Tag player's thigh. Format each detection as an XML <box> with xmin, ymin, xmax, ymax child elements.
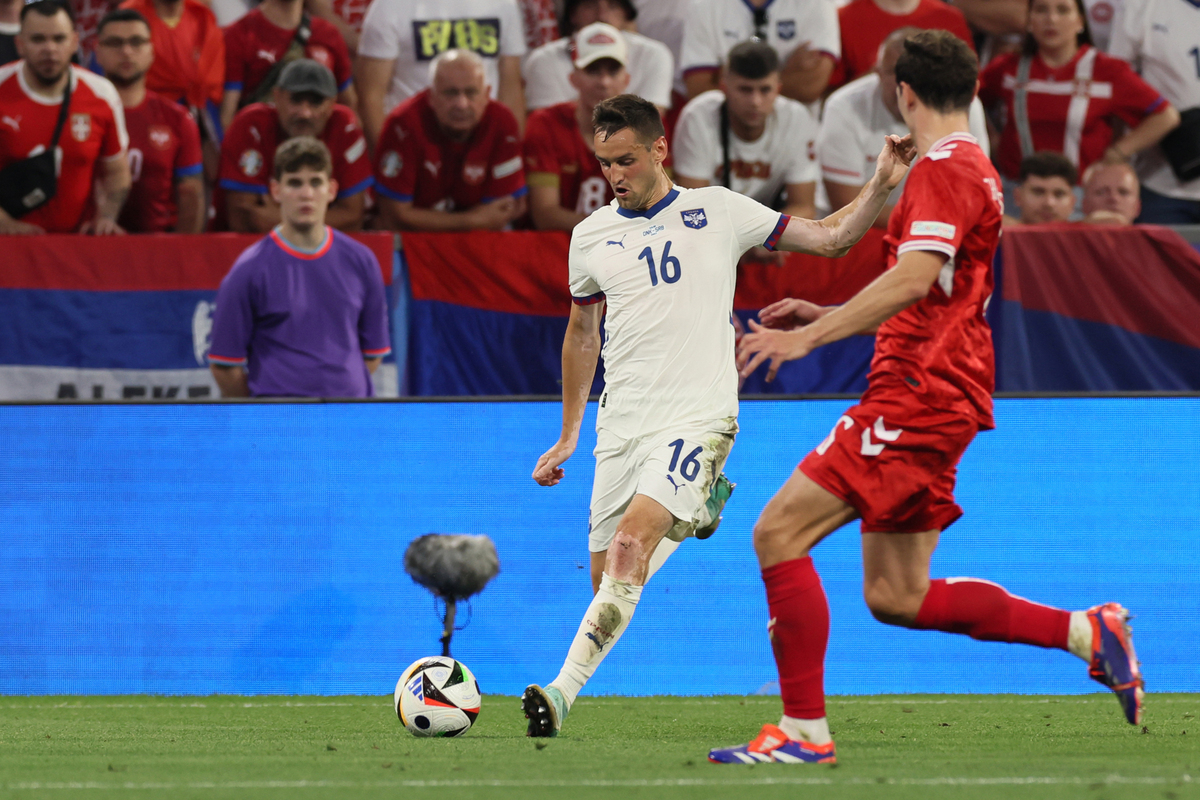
<box><xmin>754</xmin><ymin>467</ymin><xmax>859</xmax><ymax>569</ymax></box>
<box><xmin>633</xmin><ymin>420</ymin><xmax>737</xmax><ymax>531</ymax></box>
<box><xmin>587</xmin><ymin>429</ymin><xmax>639</xmax><ymax>553</ymax></box>
<box><xmin>861</xmin><ymin>528</ymin><xmax>940</xmax><ymax>623</ymax></box>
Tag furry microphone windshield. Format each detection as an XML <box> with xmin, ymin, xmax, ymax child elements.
<box><xmin>404</xmin><ymin>534</ymin><xmax>500</xmax><ymax>656</ymax></box>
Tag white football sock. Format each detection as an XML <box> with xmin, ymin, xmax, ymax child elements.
<box><xmin>1067</xmin><ymin>610</ymin><xmax>1092</xmax><ymax>661</ymax></box>
<box><xmin>779</xmin><ymin>714</ymin><xmax>832</xmax><ymax>745</ymax></box>
<box><xmin>548</xmin><ymin>572</ymin><xmax>642</xmax><ymax>706</ymax></box>
<box><xmin>645</xmin><ymin>536</ymin><xmax>680</xmax><ymax>582</ymax></box>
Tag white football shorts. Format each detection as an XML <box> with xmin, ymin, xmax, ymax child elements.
<box><xmin>587</xmin><ymin>417</ymin><xmax>738</xmax><ymax>552</ymax></box>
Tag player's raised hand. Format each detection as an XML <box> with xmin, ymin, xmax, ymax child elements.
<box><xmin>874</xmin><ymin>134</ymin><xmax>916</xmax><ymax>190</ymax></box>
<box><xmin>533</xmin><ymin>439</ymin><xmax>577</xmax><ymax>487</ymax></box>
<box><xmin>759</xmin><ymin>297</ymin><xmax>830</xmax><ymax>330</ymax></box>
<box><xmin>736</xmin><ymin>319</ymin><xmax>815</xmax><ymax>382</ymax></box>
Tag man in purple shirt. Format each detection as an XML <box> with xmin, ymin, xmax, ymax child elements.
<box><xmin>208</xmin><ymin>136</ymin><xmax>391</xmax><ymax>398</ymax></box>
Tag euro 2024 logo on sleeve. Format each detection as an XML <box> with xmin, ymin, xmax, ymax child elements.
<box><xmin>681</xmin><ymin>208</ymin><xmax>707</xmax><ymax>229</ymax></box>
<box><xmin>193</xmin><ymin>300</ymin><xmax>215</xmax><ymax>366</ymax></box>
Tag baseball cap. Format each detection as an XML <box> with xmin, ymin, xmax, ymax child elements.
<box><xmin>573</xmin><ymin>22</ymin><xmax>627</xmax><ymax>69</ymax></box>
<box><xmin>277</xmin><ymin>59</ymin><xmax>338</xmax><ymax>98</ymax></box>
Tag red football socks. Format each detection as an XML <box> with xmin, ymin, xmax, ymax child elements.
<box><xmin>763</xmin><ymin>556</ymin><xmax>829</xmax><ymax>720</ymax></box>
<box><xmin>914</xmin><ymin>577</ymin><xmax>1070</xmax><ymax>649</ymax></box>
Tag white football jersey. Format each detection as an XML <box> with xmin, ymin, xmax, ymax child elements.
<box><xmin>679</xmin><ymin>0</ymin><xmax>840</xmax><ymax>78</ymax></box>
<box><xmin>1083</xmin><ymin>0</ymin><xmax>1123</xmax><ymax>51</ymax></box>
<box><xmin>818</xmin><ymin>72</ymin><xmax>990</xmax><ymax>203</ymax></box>
<box><xmin>1110</xmin><ymin>0</ymin><xmax>1200</xmax><ymax>200</ymax></box>
<box><xmin>673</xmin><ymin>89</ymin><xmax>820</xmax><ymax>206</ymax></box>
<box><xmin>569</xmin><ymin>185</ymin><xmax>784</xmax><ymax>438</ymax></box>
<box><xmin>358</xmin><ymin>0</ymin><xmax>526</xmax><ymax>114</ymax></box>
<box><xmin>522</xmin><ymin>32</ymin><xmax>675</xmax><ymax>110</ymax></box>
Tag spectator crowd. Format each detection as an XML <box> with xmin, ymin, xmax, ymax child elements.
<box><xmin>0</xmin><ymin>0</ymin><xmax>1196</xmax><ymax>238</ymax></box>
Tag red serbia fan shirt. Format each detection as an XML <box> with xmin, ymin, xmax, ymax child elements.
<box><xmin>524</xmin><ymin>102</ymin><xmax>612</xmax><ymax>216</ymax></box>
<box><xmin>373</xmin><ymin>89</ymin><xmax>526</xmax><ymax>210</ymax></box>
<box><xmin>0</xmin><ymin>63</ymin><xmax>128</xmax><ymax>232</ymax></box>
<box><xmin>832</xmin><ymin>0</ymin><xmax>975</xmax><ymax>88</ymax></box>
<box><xmin>120</xmin><ymin>90</ymin><xmax>203</xmax><ymax>232</ymax></box>
<box><xmin>223</xmin><ymin>9</ymin><xmax>353</xmax><ymax>98</ymax></box>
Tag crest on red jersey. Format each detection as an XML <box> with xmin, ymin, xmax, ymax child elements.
<box><xmin>148</xmin><ymin>125</ymin><xmax>173</xmax><ymax>150</ymax></box>
<box><xmin>381</xmin><ymin>151</ymin><xmax>402</xmax><ymax>178</ymax></box>
<box><xmin>70</xmin><ymin>114</ymin><xmax>91</xmax><ymax>142</ymax></box>
<box><xmin>308</xmin><ymin>45</ymin><xmax>333</xmax><ymax>69</ymax></box>
<box><xmin>239</xmin><ymin>149</ymin><xmax>263</xmax><ymax>177</ymax></box>
<box><xmin>463</xmin><ymin>162</ymin><xmax>486</xmax><ymax>185</ymax></box>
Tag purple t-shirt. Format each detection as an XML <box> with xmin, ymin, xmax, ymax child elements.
<box><xmin>209</xmin><ymin>227</ymin><xmax>391</xmax><ymax>397</ymax></box>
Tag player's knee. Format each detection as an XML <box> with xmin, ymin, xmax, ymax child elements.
<box><xmin>863</xmin><ymin>583</ymin><xmax>921</xmax><ymax>627</ymax></box>
<box><xmin>751</xmin><ymin>518</ymin><xmax>782</xmax><ymax>560</ymax></box>
<box><xmin>606</xmin><ymin>530</ymin><xmax>646</xmax><ymax>579</ymax></box>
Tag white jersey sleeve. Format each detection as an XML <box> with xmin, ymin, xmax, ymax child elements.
<box><xmin>522</xmin><ymin>41</ymin><xmax>572</xmax><ymax>110</ymax></box>
<box><xmin>679</xmin><ymin>0</ymin><xmax>722</xmax><ymax>74</ymax></box>
<box><xmin>817</xmin><ymin>89</ymin><xmax>871</xmax><ymax>187</ymax></box>
<box><xmin>1107</xmin><ymin>0</ymin><xmax>1145</xmax><ymax>63</ymax></box>
<box><xmin>357</xmin><ymin>0</ymin><xmax>404</xmax><ymax>59</ymax></box>
<box><xmin>779</xmin><ymin>100</ymin><xmax>819</xmax><ymax>186</ymax></box>
<box><xmin>632</xmin><ymin>33</ymin><xmax>675</xmax><ymax>108</ymax></box>
<box><xmin>671</xmin><ymin>93</ymin><xmax>719</xmax><ymax>182</ymax></box>
<box><xmin>568</xmin><ymin>232</ymin><xmax>603</xmax><ymax>303</ymax></box>
<box><xmin>497</xmin><ymin>0</ymin><xmax>527</xmax><ymax>56</ymax></box>
<box><xmin>723</xmin><ymin>190</ymin><xmax>787</xmax><ymax>252</ymax></box>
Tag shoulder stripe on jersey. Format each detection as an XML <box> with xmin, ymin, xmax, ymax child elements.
<box><xmin>483</xmin><ymin>185</ymin><xmax>529</xmax><ymax>203</ymax></box>
<box><xmin>374</xmin><ymin>184</ymin><xmax>412</xmax><ymax>202</ymax></box>
<box><xmin>220</xmin><ymin>178</ymin><xmax>268</xmax><ymax>194</ymax></box>
<box><xmin>763</xmin><ymin>214</ymin><xmax>790</xmax><ymax>252</ymax></box>
<box><xmin>572</xmin><ymin>291</ymin><xmax>605</xmax><ymax>306</ymax></box>
<box><xmin>175</xmin><ymin>163</ymin><xmax>203</xmax><ymax>178</ymax></box>
<box><xmin>897</xmin><ymin>239</ymin><xmax>957</xmax><ymax>259</ymax></box>
<box><xmin>225</xmin><ymin>81</ymin><xmax>244</xmax><ymax>91</ymax></box>
<box><xmin>338</xmin><ymin>77</ymin><xmax>352</xmax><ymax>92</ymax></box>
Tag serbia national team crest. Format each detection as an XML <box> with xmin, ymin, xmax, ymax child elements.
<box><xmin>681</xmin><ymin>208</ymin><xmax>707</xmax><ymax>229</ymax></box>
<box><xmin>777</xmin><ymin>19</ymin><xmax>796</xmax><ymax>40</ymax></box>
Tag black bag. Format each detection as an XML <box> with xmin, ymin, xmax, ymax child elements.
<box><xmin>0</xmin><ymin>76</ymin><xmax>71</xmax><ymax>218</ymax></box>
<box><xmin>1160</xmin><ymin>106</ymin><xmax>1200</xmax><ymax>183</ymax></box>
<box><xmin>238</xmin><ymin>13</ymin><xmax>312</xmax><ymax>108</ymax></box>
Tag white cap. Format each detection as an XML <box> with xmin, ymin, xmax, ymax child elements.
<box><xmin>573</xmin><ymin>22</ymin><xmax>627</xmax><ymax>69</ymax></box>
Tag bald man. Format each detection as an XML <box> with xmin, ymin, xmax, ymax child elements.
<box><xmin>1082</xmin><ymin>161</ymin><xmax>1142</xmax><ymax>226</ymax></box>
<box><xmin>373</xmin><ymin>49</ymin><xmax>528</xmax><ymax>232</ymax></box>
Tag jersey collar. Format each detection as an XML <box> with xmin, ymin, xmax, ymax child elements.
<box><xmin>271</xmin><ymin>226</ymin><xmax>333</xmax><ymax>259</ymax></box>
<box><xmin>615</xmin><ymin>187</ymin><xmax>679</xmax><ymax>219</ymax></box>
<box><xmin>927</xmin><ymin>131</ymin><xmax>978</xmax><ymax>155</ymax></box>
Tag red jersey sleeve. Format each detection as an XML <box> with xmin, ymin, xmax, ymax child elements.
<box><xmin>319</xmin><ymin>19</ymin><xmax>353</xmax><ymax>91</ymax></box>
<box><xmin>218</xmin><ymin>112</ymin><xmax>268</xmax><ymax>193</ymax></box>
<box><xmin>522</xmin><ymin>108</ymin><xmax>562</xmax><ymax>177</ymax></box>
<box><xmin>893</xmin><ymin>161</ymin><xmax>982</xmax><ymax>262</ymax></box>
<box><xmin>373</xmin><ymin>112</ymin><xmax>419</xmax><ymax>202</ymax></box>
<box><xmin>481</xmin><ymin>104</ymin><xmax>525</xmax><ymax>201</ymax></box>
<box><xmin>329</xmin><ymin>107</ymin><xmax>373</xmax><ymax>197</ymax></box>
<box><xmin>223</xmin><ymin>23</ymin><xmax>246</xmax><ymax>91</ymax></box>
<box><xmin>173</xmin><ymin>106</ymin><xmax>203</xmax><ymax>178</ymax></box>
<box><xmin>1107</xmin><ymin>56</ymin><xmax>1168</xmax><ymax>126</ymax></box>
<box><xmin>197</xmin><ymin>8</ymin><xmax>225</xmax><ymax>106</ymax></box>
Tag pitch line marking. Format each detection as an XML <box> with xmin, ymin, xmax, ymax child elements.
<box><xmin>5</xmin><ymin>776</ymin><xmax>1194</xmax><ymax>790</ymax></box>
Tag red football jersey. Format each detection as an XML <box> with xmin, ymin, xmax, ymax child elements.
<box><xmin>832</xmin><ymin>0</ymin><xmax>975</xmax><ymax>88</ymax></box>
<box><xmin>0</xmin><ymin>63</ymin><xmax>127</xmax><ymax>232</ymax></box>
<box><xmin>374</xmin><ymin>89</ymin><xmax>526</xmax><ymax>210</ymax></box>
<box><xmin>223</xmin><ymin>9</ymin><xmax>353</xmax><ymax>99</ymax></box>
<box><xmin>214</xmin><ymin>102</ymin><xmax>372</xmax><ymax>227</ymax></box>
<box><xmin>331</xmin><ymin>0</ymin><xmax>372</xmax><ymax>34</ymax></box>
<box><xmin>979</xmin><ymin>46</ymin><xmax>1166</xmax><ymax>181</ymax></box>
<box><xmin>877</xmin><ymin>133</ymin><xmax>1003</xmax><ymax>429</ymax></box>
<box><xmin>120</xmin><ymin>0</ymin><xmax>224</xmax><ymax>108</ymax></box>
<box><xmin>524</xmin><ymin>102</ymin><xmax>611</xmax><ymax>216</ymax></box>
<box><xmin>119</xmin><ymin>90</ymin><xmax>203</xmax><ymax>232</ymax></box>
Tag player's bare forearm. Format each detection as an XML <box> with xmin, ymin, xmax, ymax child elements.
<box><xmin>220</xmin><ymin>90</ymin><xmax>240</xmax><ymax>133</ymax></box>
<box><xmin>529</xmin><ymin>183</ymin><xmax>586</xmax><ymax>230</ymax></box>
<box><xmin>950</xmin><ymin>0</ymin><xmax>1026</xmax><ymax>35</ymax></box>
<box><xmin>497</xmin><ymin>56</ymin><xmax>525</xmax><ymax>134</ymax></box>
<box><xmin>779</xmin><ymin>52</ymin><xmax>833</xmax><ymax>105</ymax></box>
<box><xmin>90</xmin><ymin>157</ymin><xmax>132</xmax><ymax>232</ymax></box>
<box><xmin>325</xmin><ymin>194</ymin><xmax>366</xmax><ymax>232</ymax></box>
<box><xmin>355</xmin><ymin>56</ymin><xmax>393</xmax><ymax>150</ymax></box>
<box><xmin>365</xmin><ymin>356</ymin><xmax>381</xmax><ymax>374</ymax></box>
<box><xmin>174</xmin><ymin>176</ymin><xmax>205</xmax><ymax>233</ymax></box>
<box><xmin>1110</xmin><ymin>105</ymin><xmax>1180</xmax><ymax>160</ymax></box>
<box><xmin>227</xmin><ymin>192</ymin><xmax>281</xmax><ymax>233</ymax></box>
<box><xmin>210</xmin><ymin>364</ymin><xmax>250</xmax><ymax>397</ymax></box>
<box><xmin>559</xmin><ymin>302</ymin><xmax>603</xmax><ymax>444</ymax></box>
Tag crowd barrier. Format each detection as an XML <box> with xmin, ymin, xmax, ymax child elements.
<box><xmin>1</xmin><ymin>227</ymin><xmax>1198</xmax><ymax>400</ymax></box>
<box><xmin>2</xmin><ymin>398</ymin><xmax>1196</xmax><ymax>696</ymax></box>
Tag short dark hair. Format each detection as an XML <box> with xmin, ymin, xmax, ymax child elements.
<box><xmin>273</xmin><ymin>136</ymin><xmax>332</xmax><ymax>180</ymax></box>
<box><xmin>726</xmin><ymin>40</ymin><xmax>779</xmax><ymax>80</ymax></box>
<box><xmin>1022</xmin><ymin>0</ymin><xmax>1092</xmax><ymax>55</ymax></box>
<box><xmin>592</xmin><ymin>93</ymin><xmax>665</xmax><ymax>146</ymax></box>
<box><xmin>97</xmin><ymin>8</ymin><xmax>151</xmax><ymax>36</ymax></box>
<box><xmin>1019</xmin><ymin>151</ymin><xmax>1078</xmax><ymax>185</ymax></box>
<box><xmin>893</xmin><ymin>29</ymin><xmax>978</xmax><ymax>113</ymax></box>
<box><xmin>20</xmin><ymin>0</ymin><xmax>75</xmax><ymax>25</ymax></box>
<box><xmin>562</xmin><ymin>0</ymin><xmax>636</xmax><ymax>35</ymax></box>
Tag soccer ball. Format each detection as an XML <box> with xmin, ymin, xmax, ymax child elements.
<box><xmin>394</xmin><ymin>656</ymin><xmax>482</xmax><ymax>737</ymax></box>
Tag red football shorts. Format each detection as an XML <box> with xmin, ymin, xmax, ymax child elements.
<box><xmin>799</xmin><ymin>390</ymin><xmax>979</xmax><ymax>534</ymax></box>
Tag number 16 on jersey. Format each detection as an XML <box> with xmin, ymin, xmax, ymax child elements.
<box><xmin>640</xmin><ymin>240</ymin><xmax>681</xmax><ymax>287</ymax></box>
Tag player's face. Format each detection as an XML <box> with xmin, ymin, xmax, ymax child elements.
<box><xmin>1082</xmin><ymin>165</ymin><xmax>1140</xmax><ymax>220</ymax></box>
<box><xmin>276</xmin><ymin>90</ymin><xmax>336</xmax><ymax>139</ymax></box>
<box><xmin>570</xmin><ymin>59</ymin><xmax>629</xmax><ymax>109</ymax></box>
<box><xmin>570</xmin><ymin>0</ymin><xmax>629</xmax><ymax>30</ymax></box>
<box><xmin>429</xmin><ymin>60</ymin><xmax>489</xmax><ymax>139</ymax></box>
<box><xmin>17</xmin><ymin>10</ymin><xmax>78</xmax><ymax>87</ymax></box>
<box><xmin>1016</xmin><ymin>175</ymin><xmax>1076</xmax><ymax>223</ymax></box>
<box><xmin>1028</xmin><ymin>0</ymin><xmax>1085</xmax><ymax>51</ymax></box>
<box><xmin>270</xmin><ymin>167</ymin><xmax>337</xmax><ymax>232</ymax></box>
<box><xmin>722</xmin><ymin>73</ymin><xmax>781</xmax><ymax>130</ymax></box>
<box><xmin>594</xmin><ymin>127</ymin><xmax>666</xmax><ymax>210</ymax></box>
<box><xmin>95</xmin><ymin>21</ymin><xmax>154</xmax><ymax>88</ymax></box>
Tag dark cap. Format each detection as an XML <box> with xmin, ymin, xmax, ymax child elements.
<box><xmin>277</xmin><ymin>59</ymin><xmax>338</xmax><ymax>98</ymax></box>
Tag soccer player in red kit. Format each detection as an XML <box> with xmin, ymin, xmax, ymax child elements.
<box><xmin>94</xmin><ymin>9</ymin><xmax>204</xmax><ymax>233</ymax></box>
<box><xmin>711</xmin><ymin>30</ymin><xmax>1143</xmax><ymax>766</ymax></box>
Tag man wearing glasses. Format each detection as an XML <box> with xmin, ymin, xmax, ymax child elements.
<box><xmin>94</xmin><ymin>8</ymin><xmax>205</xmax><ymax>233</ymax></box>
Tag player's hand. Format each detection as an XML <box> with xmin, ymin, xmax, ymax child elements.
<box><xmin>533</xmin><ymin>438</ymin><xmax>577</xmax><ymax>487</ymax></box>
<box><xmin>784</xmin><ymin>40</ymin><xmax>824</xmax><ymax>72</ymax></box>
<box><xmin>874</xmin><ymin>134</ymin><xmax>916</xmax><ymax>191</ymax></box>
<box><xmin>471</xmin><ymin>197</ymin><xmax>519</xmax><ymax>231</ymax></box>
<box><xmin>736</xmin><ymin>319</ymin><xmax>815</xmax><ymax>382</ymax></box>
<box><xmin>80</xmin><ymin>217</ymin><xmax>126</xmax><ymax>236</ymax></box>
<box><xmin>758</xmin><ymin>297</ymin><xmax>830</xmax><ymax>330</ymax></box>
<box><xmin>0</xmin><ymin>217</ymin><xmax>45</xmax><ymax>235</ymax></box>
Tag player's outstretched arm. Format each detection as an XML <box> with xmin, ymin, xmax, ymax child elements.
<box><xmin>773</xmin><ymin>135</ymin><xmax>915</xmax><ymax>258</ymax></box>
<box><xmin>737</xmin><ymin>250</ymin><xmax>945</xmax><ymax>381</ymax></box>
<box><xmin>533</xmin><ymin>300</ymin><xmax>604</xmax><ymax>487</ymax></box>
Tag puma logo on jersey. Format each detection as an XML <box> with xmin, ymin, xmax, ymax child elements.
<box><xmin>666</xmin><ymin>474</ymin><xmax>683</xmax><ymax>494</ymax></box>
<box><xmin>1</xmin><ymin>115</ymin><xmax>19</xmax><ymax>132</ymax></box>
<box><xmin>424</xmin><ymin>160</ymin><xmax>440</xmax><ymax>177</ymax></box>
<box><xmin>606</xmin><ymin>234</ymin><xmax>626</xmax><ymax>249</ymax></box>
<box><xmin>256</xmin><ymin>49</ymin><xmax>277</xmax><ymax>63</ymax></box>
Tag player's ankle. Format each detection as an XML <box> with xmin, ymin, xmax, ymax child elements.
<box><xmin>1066</xmin><ymin>610</ymin><xmax>1092</xmax><ymax>661</ymax></box>
<box><xmin>779</xmin><ymin>715</ymin><xmax>832</xmax><ymax>745</ymax></box>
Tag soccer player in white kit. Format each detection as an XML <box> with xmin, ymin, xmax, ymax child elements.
<box><xmin>522</xmin><ymin>93</ymin><xmax>915</xmax><ymax>737</ymax></box>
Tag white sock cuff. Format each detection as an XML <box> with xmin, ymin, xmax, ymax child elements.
<box><xmin>599</xmin><ymin>572</ymin><xmax>643</xmax><ymax>603</ymax></box>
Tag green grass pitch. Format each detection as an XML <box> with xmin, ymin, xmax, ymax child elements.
<box><xmin>2</xmin><ymin>694</ymin><xmax>1197</xmax><ymax>800</ymax></box>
